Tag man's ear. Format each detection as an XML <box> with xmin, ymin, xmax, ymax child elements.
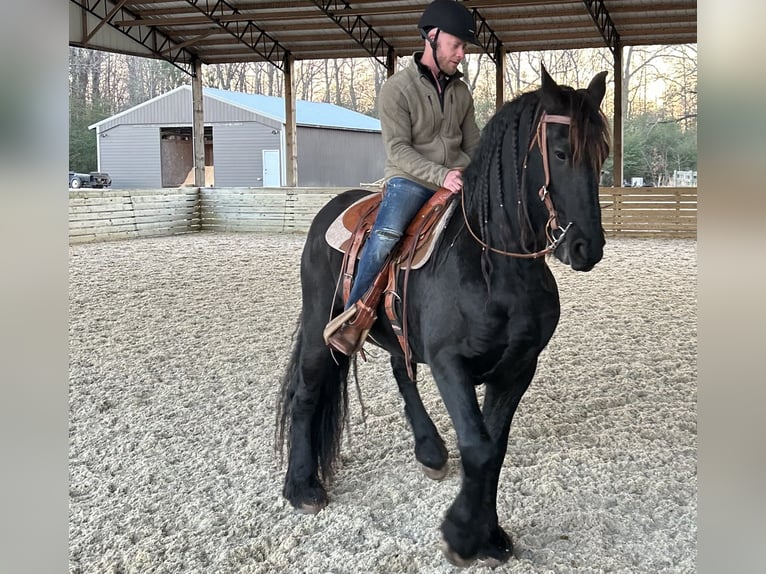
<box><xmin>427</xmin><ymin>28</ymin><xmax>439</xmax><ymax>47</ymax></box>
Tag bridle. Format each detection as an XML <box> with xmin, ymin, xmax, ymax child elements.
<box><xmin>462</xmin><ymin>111</ymin><xmax>573</xmax><ymax>259</ymax></box>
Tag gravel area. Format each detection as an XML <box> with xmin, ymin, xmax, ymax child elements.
<box><xmin>69</xmin><ymin>232</ymin><xmax>696</xmax><ymax>573</ymax></box>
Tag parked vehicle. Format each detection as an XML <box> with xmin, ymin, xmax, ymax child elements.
<box><xmin>69</xmin><ymin>171</ymin><xmax>111</xmax><ymax>189</ymax></box>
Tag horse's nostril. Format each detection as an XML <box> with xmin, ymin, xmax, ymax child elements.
<box><xmin>572</xmin><ymin>239</ymin><xmax>588</xmax><ymax>261</ymax></box>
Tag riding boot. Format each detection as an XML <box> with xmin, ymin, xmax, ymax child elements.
<box><xmin>324</xmin><ymin>301</ymin><xmax>374</xmax><ymax>356</ymax></box>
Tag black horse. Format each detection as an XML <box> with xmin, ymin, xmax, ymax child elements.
<box><xmin>276</xmin><ymin>67</ymin><xmax>610</xmax><ymax>566</ymax></box>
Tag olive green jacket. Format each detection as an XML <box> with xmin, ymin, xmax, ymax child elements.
<box><xmin>378</xmin><ymin>53</ymin><xmax>481</xmax><ymax>191</ymax></box>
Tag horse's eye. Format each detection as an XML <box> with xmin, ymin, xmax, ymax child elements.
<box><xmin>554</xmin><ymin>150</ymin><xmax>567</xmax><ymax>161</ymax></box>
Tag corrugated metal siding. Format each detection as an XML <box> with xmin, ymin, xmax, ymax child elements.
<box><xmin>95</xmin><ymin>89</ymin><xmax>190</xmax><ymax>131</ymax></box>
<box><xmin>94</xmin><ymin>87</ymin><xmax>281</xmax><ymax>132</ymax></box>
<box><xmin>204</xmin><ymin>94</ymin><xmax>282</xmax><ymax>129</ymax></box>
<box><xmin>213</xmin><ymin>122</ymin><xmax>281</xmax><ymax>187</ymax></box>
<box><xmin>99</xmin><ymin>125</ymin><xmax>162</xmax><ymax>188</ymax></box>
<box><xmin>297</xmin><ymin>127</ymin><xmax>385</xmax><ymax>187</ymax></box>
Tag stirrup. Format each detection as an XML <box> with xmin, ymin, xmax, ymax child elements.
<box><xmin>326</xmin><ymin>323</ymin><xmax>371</xmax><ymax>356</ymax></box>
<box><xmin>324</xmin><ymin>305</ymin><xmax>373</xmax><ymax>356</ymax></box>
<box><xmin>323</xmin><ymin>306</ymin><xmax>358</xmax><ymax>344</ymax></box>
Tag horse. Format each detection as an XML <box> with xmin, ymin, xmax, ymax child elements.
<box><xmin>276</xmin><ymin>66</ymin><xmax>611</xmax><ymax>567</ymax></box>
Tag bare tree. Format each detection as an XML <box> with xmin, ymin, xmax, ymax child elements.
<box><xmin>296</xmin><ymin>60</ymin><xmax>323</xmax><ymax>101</ymax></box>
<box><xmin>622</xmin><ymin>45</ymin><xmax>678</xmax><ymax>119</ymax></box>
<box><xmin>347</xmin><ymin>59</ymin><xmax>358</xmax><ymax>110</ymax></box>
<box><xmin>658</xmin><ymin>44</ymin><xmax>698</xmax><ymax>128</ymax></box>
<box><xmin>460</xmin><ymin>53</ymin><xmax>484</xmax><ymax>91</ymax></box>
<box><xmin>333</xmin><ymin>59</ymin><xmax>345</xmax><ymax>106</ymax></box>
<box><xmin>504</xmin><ymin>51</ymin><xmax>525</xmax><ymax>100</ymax></box>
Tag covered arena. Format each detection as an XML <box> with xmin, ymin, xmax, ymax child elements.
<box><xmin>69</xmin><ymin>232</ymin><xmax>696</xmax><ymax>573</ymax></box>
<box><xmin>68</xmin><ymin>2</ymin><xmax>697</xmax><ymax>572</ymax></box>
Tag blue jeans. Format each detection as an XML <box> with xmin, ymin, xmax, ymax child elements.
<box><xmin>346</xmin><ymin>177</ymin><xmax>435</xmax><ymax>308</ymax></box>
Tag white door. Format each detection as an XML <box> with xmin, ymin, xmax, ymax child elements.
<box><xmin>262</xmin><ymin>150</ymin><xmax>281</xmax><ymax>187</ymax></box>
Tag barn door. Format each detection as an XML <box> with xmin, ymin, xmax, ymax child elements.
<box><xmin>262</xmin><ymin>150</ymin><xmax>281</xmax><ymax>187</ymax></box>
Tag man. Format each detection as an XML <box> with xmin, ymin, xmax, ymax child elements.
<box><xmin>325</xmin><ymin>0</ymin><xmax>482</xmax><ymax>355</ymax></box>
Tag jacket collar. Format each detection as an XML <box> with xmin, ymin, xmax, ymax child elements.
<box><xmin>412</xmin><ymin>51</ymin><xmax>463</xmax><ymax>87</ymax></box>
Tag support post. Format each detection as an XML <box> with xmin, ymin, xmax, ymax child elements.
<box><xmin>191</xmin><ymin>58</ymin><xmax>205</xmax><ymax>188</ymax></box>
<box><xmin>284</xmin><ymin>53</ymin><xmax>298</xmax><ymax>187</ymax></box>
<box><xmin>386</xmin><ymin>47</ymin><xmax>397</xmax><ymax>78</ymax></box>
<box><xmin>495</xmin><ymin>43</ymin><xmax>504</xmax><ymax>111</ymax></box>
<box><xmin>612</xmin><ymin>42</ymin><xmax>624</xmax><ymax>187</ymax></box>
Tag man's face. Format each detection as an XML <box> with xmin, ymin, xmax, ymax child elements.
<box><xmin>432</xmin><ymin>30</ymin><xmax>467</xmax><ymax>75</ymax></box>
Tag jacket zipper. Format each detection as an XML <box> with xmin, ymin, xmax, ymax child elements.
<box><xmin>422</xmin><ymin>75</ymin><xmax>447</xmax><ymax>164</ymax></box>
<box><xmin>427</xmin><ymin>93</ymin><xmax>448</xmax><ymax>164</ymax></box>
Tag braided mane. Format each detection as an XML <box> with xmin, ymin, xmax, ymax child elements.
<box><xmin>461</xmin><ymin>93</ymin><xmax>536</xmax><ymax>285</ymax></box>
<box><xmin>461</xmin><ymin>79</ymin><xmax>610</xmax><ymax>289</ymax></box>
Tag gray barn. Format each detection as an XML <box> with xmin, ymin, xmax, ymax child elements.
<box><xmin>89</xmin><ymin>86</ymin><xmax>385</xmax><ymax>189</ymax></box>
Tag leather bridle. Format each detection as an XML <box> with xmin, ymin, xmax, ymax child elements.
<box><xmin>462</xmin><ymin>111</ymin><xmax>573</xmax><ymax>259</ymax></box>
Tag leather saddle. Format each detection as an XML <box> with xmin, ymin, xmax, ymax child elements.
<box><xmin>325</xmin><ymin>187</ymin><xmax>458</xmax><ymax>270</ymax></box>
<box><xmin>323</xmin><ymin>187</ymin><xmax>459</xmax><ymax>371</ymax></box>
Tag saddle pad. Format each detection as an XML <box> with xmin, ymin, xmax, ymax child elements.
<box><xmin>325</xmin><ymin>193</ymin><xmax>458</xmax><ymax>270</ymax></box>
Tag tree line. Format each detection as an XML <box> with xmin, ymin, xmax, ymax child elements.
<box><xmin>69</xmin><ymin>44</ymin><xmax>696</xmax><ymax>187</ymax></box>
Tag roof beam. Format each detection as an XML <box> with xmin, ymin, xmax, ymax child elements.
<box><xmin>160</xmin><ymin>30</ymin><xmax>217</xmax><ymax>54</ymax></box>
<box><xmin>310</xmin><ymin>0</ymin><xmax>503</xmax><ymax>65</ymax></box>
<box><xmin>82</xmin><ymin>0</ymin><xmax>127</xmax><ymax>44</ymax></box>
<box><xmin>581</xmin><ymin>0</ymin><xmax>620</xmax><ymax>53</ymax></box>
<box><xmin>70</xmin><ymin>0</ymin><xmax>196</xmax><ymax>75</ymax></box>
<box><xmin>309</xmin><ymin>0</ymin><xmax>396</xmax><ymax>68</ymax></box>
<box><xmin>469</xmin><ymin>6</ymin><xmax>503</xmax><ymax>63</ymax></box>
<box><xmin>180</xmin><ymin>0</ymin><xmax>291</xmax><ymax>70</ymax></box>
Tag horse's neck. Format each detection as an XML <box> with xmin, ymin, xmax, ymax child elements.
<box><xmin>460</xmin><ymin>183</ymin><xmax>545</xmax><ymax>257</ymax></box>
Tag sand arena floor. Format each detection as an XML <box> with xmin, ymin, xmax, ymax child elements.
<box><xmin>69</xmin><ymin>233</ymin><xmax>696</xmax><ymax>573</ymax></box>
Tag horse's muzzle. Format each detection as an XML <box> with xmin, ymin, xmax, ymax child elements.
<box><xmin>556</xmin><ymin>230</ymin><xmax>604</xmax><ymax>271</ymax></box>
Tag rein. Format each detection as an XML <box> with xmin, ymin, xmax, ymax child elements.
<box><xmin>461</xmin><ymin>111</ymin><xmax>572</xmax><ymax>259</ymax></box>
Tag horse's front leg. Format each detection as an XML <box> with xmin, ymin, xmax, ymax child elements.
<box><xmin>429</xmin><ymin>358</ymin><xmax>509</xmax><ymax>565</ymax></box>
<box><xmin>430</xmin><ymin>357</ymin><xmax>536</xmax><ymax>567</ymax></box>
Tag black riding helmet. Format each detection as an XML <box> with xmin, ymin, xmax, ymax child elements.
<box><xmin>418</xmin><ymin>0</ymin><xmax>480</xmax><ymax>47</ymax></box>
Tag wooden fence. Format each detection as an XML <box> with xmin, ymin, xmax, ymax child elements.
<box><xmin>599</xmin><ymin>187</ymin><xmax>697</xmax><ymax>238</ymax></box>
<box><xmin>69</xmin><ymin>189</ymin><xmax>200</xmax><ymax>244</ymax></box>
<box><xmin>199</xmin><ymin>187</ymin><xmax>366</xmax><ymax>233</ymax></box>
<box><xmin>70</xmin><ymin>186</ymin><xmax>696</xmax><ymax>243</ymax></box>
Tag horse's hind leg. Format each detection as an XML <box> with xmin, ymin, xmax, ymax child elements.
<box><xmin>280</xmin><ymin>331</ymin><xmax>350</xmax><ymax>514</ymax></box>
<box><xmin>391</xmin><ymin>356</ymin><xmax>449</xmax><ymax>480</ymax></box>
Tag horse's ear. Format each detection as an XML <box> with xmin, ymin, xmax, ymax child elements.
<box><xmin>587</xmin><ymin>71</ymin><xmax>608</xmax><ymax>106</ymax></box>
<box><xmin>540</xmin><ymin>64</ymin><xmax>557</xmax><ymax>92</ymax></box>
<box><xmin>540</xmin><ymin>64</ymin><xmax>562</xmax><ymax>109</ymax></box>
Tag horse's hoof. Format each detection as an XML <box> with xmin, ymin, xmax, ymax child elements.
<box><xmin>441</xmin><ymin>538</ymin><xmax>476</xmax><ymax>568</ymax></box>
<box><xmin>421</xmin><ymin>462</ymin><xmax>449</xmax><ymax>481</ymax></box>
<box><xmin>294</xmin><ymin>501</ymin><xmax>325</xmax><ymax>515</ymax></box>
<box><xmin>478</xmin><ymin>526</ymin><xmax>514</xmax><ymax>565</ymax></box>
<box><xmin>479</xmin><ymin>556</ymin><xmax>506</xmax><ymax>568</ymax></box>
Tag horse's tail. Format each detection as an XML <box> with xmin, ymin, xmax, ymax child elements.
<box><xmin>275</xmin><ymin>311</ymin><xmax>350</xmax><ymax>482</ymax></box>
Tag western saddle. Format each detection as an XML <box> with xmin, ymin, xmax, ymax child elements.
<box><xmin>323</xmin><ymin>186</ymin><xmax>459</xmax><ymax>375</ymax></box>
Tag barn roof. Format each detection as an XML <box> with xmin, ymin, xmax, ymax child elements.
<box><xmin>205</xmin><ymin>87</ymin><xmax>382</xmax><ymax>131</ymax></box>
<box><xmin>89</xmin><ymin>86</ymin><xmax>381</xmax><ymax>132</ymax></box>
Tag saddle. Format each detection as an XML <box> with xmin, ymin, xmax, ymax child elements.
<box><xmin>323</xmin><ymin>187</ymin><xmax>459</xmax><ymax>373</ymax></box>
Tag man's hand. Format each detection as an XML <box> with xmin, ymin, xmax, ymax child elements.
<box><xmin>442</xmin><ymin>169</ymin><xmax>464</xmax><ymax>192</ymax></box>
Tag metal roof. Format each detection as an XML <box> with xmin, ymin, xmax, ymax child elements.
<box><xmin>88</xmin><ymin>85</ymin><xmax>382</xmax><ymax>132</ymax></box>
<box><xmin>206</xmin><ymin>88</ymin><xmax>382</xmax><ymax>131</ymax></box>
<box><xmin>69</xmin><ymin>1</ymin><xmax>697</xmax><ymax>74</ymax></box>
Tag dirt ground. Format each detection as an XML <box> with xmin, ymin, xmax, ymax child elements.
<box><xmin>69</xmin><ymin>232</ymin><xmax>696</xmax><ymax>573</ymax></box>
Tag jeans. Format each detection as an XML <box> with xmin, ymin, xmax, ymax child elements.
<box><xmin>345</xmin><ymin>177</ymin><xmax>435</xmax><ymax>309</ymax></box>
